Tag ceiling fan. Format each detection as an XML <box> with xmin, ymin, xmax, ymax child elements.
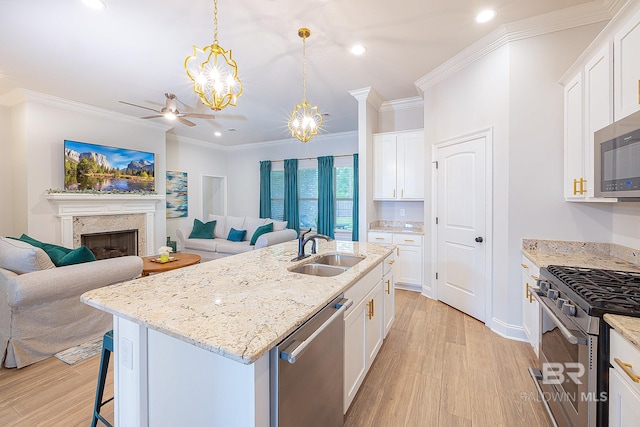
<box><xmin>119</xmin><ymin>93</ymin><xmax>215</xmax><ymax>127</ymax></box>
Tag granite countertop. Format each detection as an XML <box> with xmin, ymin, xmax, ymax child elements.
<box><xmin>604</xmin><ymin>314</ymin><xmax>640</xmax><ymax>350</ymax></box>
<box><xmin>369</xmin><ymin>220</ymin><xmax>424</xmax><ymax>235</ymax></box>
<box><xmin>521</xmin><ymin>239</ymin><xmax>640</xmax><ymax>272</ymax></box>
<box><xmin>82</xmin><ymin>240</ymin><xmax>394</xmax><ymax>365</ymax></box>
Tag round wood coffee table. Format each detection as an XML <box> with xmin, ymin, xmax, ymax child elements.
<box><xmin>141</xmin><ymin>253</ymin><xmax>201</xmax><ymax>276</ymax></box>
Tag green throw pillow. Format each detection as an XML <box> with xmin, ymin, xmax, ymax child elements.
<box><xmin>249</xmin><ymin>223</ymin><xmax>273</xmax><ymax>245</ymax></box>
<box><xmin>40</xmin><ymin>243</ymin><xmax>72</xmax><ymax>265</ymax></box>
<box><xmin>57</xmin><ymin>246</ymin><xmax>97</xmax><ymax>266</ymax></box>
<box><xmin>227</xmin><ymin>228</ymin><xmax>246</xmax><ymax>242</ymax></box>
<box><xmin>189</xmin><ymin>219</ymin><xmax>216</xmax><ymax>239</ymax></box>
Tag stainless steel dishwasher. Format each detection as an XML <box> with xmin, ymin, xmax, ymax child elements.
<box><xmin>270</xmin><ymin>294</ymin><xmax>352</xmax><ymax>427</ymax></box>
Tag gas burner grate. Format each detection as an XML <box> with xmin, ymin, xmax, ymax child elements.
<box><xmin>546</xmin><ymin>265</ymin><xmax>640</xmax><ymax>314</ymax></box>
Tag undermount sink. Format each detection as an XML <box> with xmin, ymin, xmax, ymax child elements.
<box><xmin>289</xmin><ymin>263</ymin><xmax>347</xmax><ymax>277</ymax></box>
<box><xmin>313</xmin><ymin>254</ymin><xmax>365</xmax><ymax>268</ymax></box>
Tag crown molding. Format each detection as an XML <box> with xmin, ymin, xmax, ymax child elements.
<box><xmin>225</xmin><ymin>130</ymin><xmax>358</xmax><ymax>152</ymax></box>
<box><xmin>379</xmin><ymin>96</ymin><xmax>424</xmax><ymax>113</ymax></box>
<box><xmin>348</xmin><ymin>87</ymin><xmax>384</xmax><ymax>110</ymax></box>
<box><xmin>0</xmin><ymin>88</ymin><xmax>173</xmax><ymax>132</ymax></box>
<box><xmin>606</xmin><ymin>0</ymin><xmax>628</xmax><ymax>15</ymax></box>
<box><xmin>414</xmin><ymin>1</ymin><xmax>612</xmax><ymax>93</ymax></box>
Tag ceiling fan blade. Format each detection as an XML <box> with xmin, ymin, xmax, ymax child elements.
<box><xmin>177</xmin><ymin>117</ymin><xmax>196</xmax><ymax>127</ymax></box>
<box><xmin>140</xmin><ymin>115</ymin><xmax>164</xmax><ymax>119</ymax></box>
<box><xmin>119</xmin><ymin>101</ymin><xmax>161</xmax><ymax>113</ymax></box>
<box><xmin>184</xmin><ymin>113</ymin><xmax>216</xmax><ymax>119</ymax></box>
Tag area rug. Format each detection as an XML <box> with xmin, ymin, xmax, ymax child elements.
<box><xmin>54</xmin><ymin>337</ymin><xmax>103</xmax><ymax>365</ymax></box>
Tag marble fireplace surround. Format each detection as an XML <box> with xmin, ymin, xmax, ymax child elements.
<box><xmin>46</xmin><ymin>193</ymin><xmax>165</xmax><ymax>256</ymax></box>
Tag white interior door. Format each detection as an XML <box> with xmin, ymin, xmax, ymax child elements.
<box><xmin>202</xmin><ymin>175</ymin><xmax>227</xmax><ymax>218</ymax></box>
<box><xmin>436</xmin><ymin>136</ymin><xmax>487</xmax><ymax>322</ymax></box>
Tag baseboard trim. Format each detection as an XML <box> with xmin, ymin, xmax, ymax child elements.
<box><xmin>488</xmin><ymin>317</ymin><xmax>528</xmax><ymax>342</ymax></box>
<box><xmin>395</xmin><ymin>283</ymin><xmax>422</xmax><ymax>293</ymax></box>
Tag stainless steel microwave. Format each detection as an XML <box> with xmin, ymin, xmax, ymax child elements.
<box><xmin>594</xmin><ymin>110</ymin><xmax>640</xmax><ymax>199</ymax></box>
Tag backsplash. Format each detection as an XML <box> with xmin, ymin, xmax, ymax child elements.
<box><xmin>369</xmin><ymin>220</ymin><xmax>424</xmax><ymax>233</ymax></box>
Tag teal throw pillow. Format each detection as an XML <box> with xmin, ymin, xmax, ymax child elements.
<box><xmin>227</xmin><ymin>228</ymin><xmax>246</xmax><ymax>242</ymax></box>
<box><xmin>57</xmin><ymin>246</ymin><xmax>97</xmax><ymax>266</ymax></box>
<box><xmin>189</xmin><ymin>219</ymin><xmax>216</xmax><ymax>239</ymax></box>
<box><xmin>17</xmin><ymin>234</ymin><xmax>44</xmax><ymax>248</ymax></box>
<box><xmin>40</xmin><ymin>243</ymin><xmax>72</xmax><ymax>265</ymax></box>
<box><xmin>249</xmin><ymin>223</ymin><xmax>273</xmax><ymax>245</ymax></box>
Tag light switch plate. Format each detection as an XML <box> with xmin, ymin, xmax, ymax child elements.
<box><xmin>400</xmin><ymin>209</ymin><xmax>405</xmax><ymax>217</ymax></box>
<box><xmin>121</xmin><ymin>337</ymin><xmax>133</xmax><ymax>370</ymax></box>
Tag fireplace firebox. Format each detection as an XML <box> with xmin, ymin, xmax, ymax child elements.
<box><xmin>81</xmin><ymin>229</ymin><xmax>138</xmax><ymax>260</ymax></box>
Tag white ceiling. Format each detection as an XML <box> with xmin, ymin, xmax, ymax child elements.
<box><xmin>0</xmin><ymin>0</ymin><xmax>600</xmax><ymax>146</ymax></box>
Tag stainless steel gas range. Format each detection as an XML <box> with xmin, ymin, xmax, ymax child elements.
<box><xmin>529</xmin><ymin>265</ymin><xmax>640</xmax><ymax>427</ymax></box>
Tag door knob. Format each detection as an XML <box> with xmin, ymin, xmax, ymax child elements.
<box><xmin>475</xmin><ymin>237</ymin><xmax>483</xmax><ymax>243</ymax></box>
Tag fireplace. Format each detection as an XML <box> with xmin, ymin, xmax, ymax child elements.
<box><xmin>82</xmin><ymin>229</ymin><xmax>138</xmax><ymax>260</ymax></box>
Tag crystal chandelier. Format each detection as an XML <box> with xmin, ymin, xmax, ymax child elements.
<box><xmin>184</xmin><ymin>0</ymin><xmax>242</xmax><ymax>111</ymax></box>
<box><xmin>288</xmin><ymin>28</ymin><xmax>323</xmax><ymax>143</ymax></box>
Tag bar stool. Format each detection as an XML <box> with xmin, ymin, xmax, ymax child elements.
<box><xmin>91</xmin><ymin>330</ymin><xmax>114</xmax><ymax>427</ymax></box>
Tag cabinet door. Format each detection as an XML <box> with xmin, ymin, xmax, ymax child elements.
<box><xmin>395</xmin><ymin>244</ymin><xmax>422</xmax><ymax>286</ymax></box>
<box><xmin>373</xmin><ymin>134</ymin><xmax>397</xmax><ymax>200</ymax></box>
<box><xmin>344</xmin><ymin>299</ymin><xmax>367</xmax><ymax>412</ymax></box>
<box><xmin>614</xmin><ymin>9</ymin><xmax>640</xmax><ymax>121</ymax></box>
<box><xmin>564</xmin><ymin>72</ymin><xmax>586</xmax><ymax>200</ymax></box>
<box><xmin>522</xmin><ymin>269</ymin><xmax>539</xmax><ymax>357</ymax></box>
<box><xmin>364</xmin><ymin>283</ymin><xmax>384</xmax><ymax>368</ymax></box>
<box><xmin>397</xmin><ymin>131</ymin><xmax>424</xmax><ymax>200</ymax></box>
<box><xmin>383</xmin><ymin>269</ymin><xmax>394</xmax><ymax>338</ymax></box>
<box><xmin>584</xmin><ymin>43</ymin><xmax>614</xmax><ymax>198</ymax></box>
<box><xmin>609</xmin><ymin>368</ymin><xmax>640</xmax><ymax>426</ymax></box>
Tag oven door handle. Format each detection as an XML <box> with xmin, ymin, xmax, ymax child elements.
<box><xmin>532</xmin><ymin>292</ymin><xmax>588</xmax><ymax>345</ymax></box>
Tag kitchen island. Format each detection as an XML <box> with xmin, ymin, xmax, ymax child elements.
<box><xmin>81</xmin><ymin>240</ymin><xmax>394</xmax><ymax>426</ymax></box>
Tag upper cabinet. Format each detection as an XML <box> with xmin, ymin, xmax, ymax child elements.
<box><xmin>614</xmin><ymin>9</ymin><xmax>640</xmax><ymax>121</ymax></box>
<box><xmin>373</xmin><ymin>129</ymin><xmax>424</xmax><ymax>201</ymax></box>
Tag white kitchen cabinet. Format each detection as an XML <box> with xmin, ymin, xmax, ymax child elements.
<box><xmin>382</xmin><ymin>252</ymin><xmax>395</xmax><ymax>338</ymax></box>
<box><xmin>609</xmin><ymin>328</ymin><xmax>640</xmax><ymax>426</ymax></box>
<box><xmin>373</xmin><ymin>130</ymin><xmax>424</xmax><ymax>201</ymax></box>
<box><xmin>614</xmin><ymin>9</ymin><xmax>640</xmax><ymax>121</ymax></box>
<box><xmin>564</xmin><ymin>73</ymin><xmax>585</xmax><ymax>200</ymax></box>
<box><xmin>521</xmin><ymin>255</ymin><xmax>540</xmax><ymax>356</ymax></box>
<box><xmin>343</xmin><ymin>263</ymin><xmax>384</xmax><ymax>413</ymax></box>
<box><xmin>393</xmin><ymin>233</ymin><xmax>423</xmax><ymax>289</ymax></box>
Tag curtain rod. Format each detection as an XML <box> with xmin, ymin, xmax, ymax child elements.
<box><xmin>269</xmin><ymin>154</ymin><xmax>355</xmax><ymax>163</ymax></box>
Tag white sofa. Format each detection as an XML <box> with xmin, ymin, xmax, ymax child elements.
<box><xmin>176</xmin><ymin>215</ymin><xmax>298</xmax><ymax>261</ymax></box>
<box><xmin>0</xmin><ymin>237</ymin><xmax>143</xmax><ymax>368</ymax></box>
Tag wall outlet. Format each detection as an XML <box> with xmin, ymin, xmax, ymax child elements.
<box><xmin>121</xmin><ymin>337</ymin><xmax>133</xmax><ymax>370</ymax></box>
<box><xmin>400</xmin><ymin>209</ymin><xmax>405</xmax><ymax>217</ymax></box>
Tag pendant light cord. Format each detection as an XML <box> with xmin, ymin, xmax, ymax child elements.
<box><xmin>213</xmin><ymin>0</ymin><xmax>219</xmax><ymax>45</ymax></box>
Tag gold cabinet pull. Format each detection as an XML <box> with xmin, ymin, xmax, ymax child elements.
<box><xmin>579</xmin><ymin>178</ymin><xmax>587</xmax><ymax>195</ymax></box>
<box><xmin>526</xmin><ymin>283</ymin><xmax>533</xmax><ymax>303</ymax></box>
<box><xmin>521</xmin><ymin>263</ymin><xmax>529</xmax><ymax>269</ymax></box>
<box><xmin>386</xmin><ymin>279</ymin><xmax>391</xmax><ymax>294</ymax></box>
<box><xmin>387</xmin><ymin>260</ymin><xmax>395</xmax><ymax>265</ymax></box>
<box><xmin>573</xmin><ymin>178</ymin><xmax>578</xmax><ymax>195</ymax></box>
<box><xmin>532</xmin><ymin>275</ymin><xmax>539</xmax><ymax>281</ymax></box>
<box><xmin>367</xmin><ymin>300</ymin><xmax>374</xmax><ymax>320</ymax></box>
<box><xmin>638</xmin><ymin>79</ymin><xmax>640</xmax><ymax>104</ymax></box>
<box><xmin>372</xmin><ymin>299</ymin><xmax>375</xmax><ymax>318</ymax></box>
<box><xmin>615</xmin><ymin>358</ymin><xmax>640</xmax><ymax>383</ymax></box>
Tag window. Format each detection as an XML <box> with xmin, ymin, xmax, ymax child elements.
<box><xmin>298</xmin><ymin>160</ymin><xmax>318</xmax><ymax>230</ymax></box>
<box><xmin>270</xmin><ymin>167</ymin><xmax>284</xmax><ymax>221</ymax></box>
<box><xmin>335</xmin><ymin>164</ymin><xmax>353</xmax><ymax>232</ymax></box>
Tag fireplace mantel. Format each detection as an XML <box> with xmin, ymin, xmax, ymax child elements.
<box><xmin>47</xmin><ymin>193</ymin><xmax>165</xmax><ymax>254</ymax></box>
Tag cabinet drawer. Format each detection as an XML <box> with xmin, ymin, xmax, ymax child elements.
<box><xmin>521</xmin><ymin>254</ymin><xmax>540</xmax><ymax>281</ymax></box>
<box><xmin>611</xmin><ymin>328</ymin><xmax>640</xmax><ymax>394</ymax></box>
<box><xmin>383</xmin><ymin>252</ymin><xmax>396</xmax><ymax>275</ymax></box>
<box><xmin>368</xmin><ymin>232</ymin><xmax>392</xmax><ymax>244</ymax></box>
<box><xmin>392</xmin><ymin>234</ymin><xmax>422</xmax><ymax>246</ymax></box>
<box><xmin>344</xmin><ymin>262</ymin><xmax>383</xmax><ymax>307</ymax></box>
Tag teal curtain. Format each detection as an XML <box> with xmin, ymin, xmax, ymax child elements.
<box><xmin>284</xmin><ymin>159</ymin><xmax>299</xmax><ymax>233</ymax></box>
<box><xmin>317</xmin><ymin>156</ymin><xmax>335</xmax><ymax>238</ymax></box>
<box><xmin>259</xmin><ymin>161</ymin><xmax>271</xmax><ymax>218</ymax></box>
<box><xmin>352</xmin><ymin>153</ymin><xmax>359</xmax><ymax>241</ymax></box>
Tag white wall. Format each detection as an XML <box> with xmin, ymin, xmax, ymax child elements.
<box><xmin>225</xmin><ymin>131</ymin><xmax>358</xmax><ymax>218</ymax></box>
<box><xmin>0</xmin><ymin>105</ymin><xmax>13</xmax><ymax>236</ymax></box>
<box><xmin>422</xmin><ymin>22</ymin><xmax>609</xmax><ymax>335</ymax></box>
<box><xmin>378</xmin><ymin>104</ymin><xmax>423</xmax><ymax>133</ymax></box>
<box><xmin>165</xmin><ymin>134</ymin><xmax>228</xmax><ymax>242</ymax></box>
<box><xmin>7</xmin><ymin>93</ymin><xmax>168</xmax><ymax>248</ymax></box>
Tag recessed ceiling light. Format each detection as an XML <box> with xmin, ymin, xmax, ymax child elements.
<box><xmin>476</xmin><ymin>9</ymin><xmax>496</xmax><ymax>23</ymax></box>
<box><xmin>350</xmin><ymin>45</ymin><xmax>366</xmax><ymax>56</ymax></box>
<box><xmin>214</xmin><ymin>131</ymin><xmax>222</xmax><ymax>137</ymax></box>
<box><xmin>82</xmin><ymin>0</ymin><xmax>106</xmax><ymax>9</ymax></box>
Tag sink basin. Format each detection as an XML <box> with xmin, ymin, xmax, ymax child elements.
<box><xmin>313</xmin><ymin>254</ymin><xmax>365</xmax><ymax>268</ymax></box>
<box><xmin>289</xmin><ymin>263</ymin><xmax>348</xmax><ymax>277</ymax></box>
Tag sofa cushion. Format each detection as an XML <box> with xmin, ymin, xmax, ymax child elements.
<box><xmin>250</xmin><ymin>223</ymin><xmax>273</xmax><ymax>246</ymax></box>
<box><xmin>182</xmin><ymin>238</ymin><xmax>219</xmax><ymax>252</ymax></box>
<box><xmin>208</xmin><ymin>215</ymin><xmax>227</xmax><ymax>239</ymax></box>
<box><xmin>227</xmin><ymin>228</ymin><xmax>246</xmax><ymax>242</ymax></box>
<box><xmin>243</xmin><ymin>217</ymin><xmax>268</xmax><ymax>241</ymax></box>
<box><xmin>224</xmin><ymin>216</ymin><xmax>245</xmax><ymax>237</ymax></box>
<box><xmin>11</xmin><ymin>234</ymin><xmax>96</xmax><ymax>267</ymax></box>
<box><xmin>215</xmin><ymin>240</ymin><xmax>253</xmax><ymax>255</ymax></box>
<box><xmin>265</xmin><ymin>219</ymin><xmax>288</xmax><ymax>231</ymax></box>
<box><xmin>189</xmin><ymin>219</ymin><xmax>216</xmax><ymax>239</ymax></box>
<box><xmin>0</xmin><ymin>237</ymin><xmax>56</xmax><ymax>274</ymax></box>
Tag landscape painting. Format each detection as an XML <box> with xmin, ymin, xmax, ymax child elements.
<box><xmin>64</xmin><ymin>140</ymin><xmax>155</xmax><ymax>192</ymax></box>
<box><xmin>166</xmin><ymin>171</ymin><xmax>188</xmax><ymax>218</ymax></box>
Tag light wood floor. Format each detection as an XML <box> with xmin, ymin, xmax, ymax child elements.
<box><xmin>0</xmin><ymin>290</ymin><xmax>550</xmax><ymax>426</ymax></box>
